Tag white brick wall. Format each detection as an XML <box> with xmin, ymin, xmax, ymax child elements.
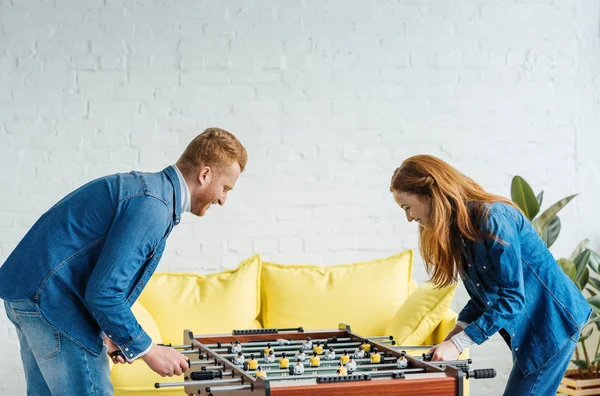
<box><xmin>1</xmin><ymin>0</ymin><xmax>599</xmax><ymax>394</ymax></box>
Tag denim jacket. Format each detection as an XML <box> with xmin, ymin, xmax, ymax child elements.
<box><xmin>458</xmin><ymin>202</ymin><xmax>591</xmax><ymax>376</ymax></box>
<box><xmin>0</xmin><ymin>166</ymin><xmax>182</xmax><ymax>360</ymax></box>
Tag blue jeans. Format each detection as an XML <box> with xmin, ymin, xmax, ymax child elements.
<box><xmin>504</xmin><ymin>330</ymin><xmax>580</xmax><ymax>395</ymax></box>
<box><xmin>5</xmin><ymin>299</ymin><xmax>113</xmax><ymax>396</ymax></box>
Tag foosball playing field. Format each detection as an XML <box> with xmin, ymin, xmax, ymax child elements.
<box><xmin>154</xmin><ymin>324</ymin><xmax>495</xmax><ymax>396</ymax></box>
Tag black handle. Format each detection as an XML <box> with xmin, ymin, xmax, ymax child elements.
<box><xmin>468</xmin><ymin>368</ymin><xmax>497</xmax><ymax>379</ymax></box>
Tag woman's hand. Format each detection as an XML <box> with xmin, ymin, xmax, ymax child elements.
<box><xmin>428</xmin><ymin>339</ymin><xmax>460</xmax><ymax>362</ymax></box>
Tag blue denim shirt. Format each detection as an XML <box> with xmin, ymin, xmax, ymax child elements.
<box><xmin>0</xmin><ymin>166</ymin><xmax>182</xmax><ymax>360</ymax></box>
<box><xmin>458</xmin><ymin>202</ymin><xmax>591</xmax><ymax>376</ymax></box>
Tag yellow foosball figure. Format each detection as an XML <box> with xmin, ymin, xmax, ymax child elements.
<box><xmin>248</xmin><ymin>354</ymin><xmax>259</xmax><ymax>370</ymax></box>
<box><xmin>279</xmin><ymin>352</ymin><xmax>290</xmax><ymax>369</ymax></box>
<box><xmin>309</xmin><ymin>351</ymin><xmax>321</xmax><ymax>367</ymax></box>
<box><xmin>313</xmin><ymin>341</ymin><xmax>323</xmax><ymax>355</ymax></box>
<box><xmin>263</xmin><ymin>343</ymin><xmax>274</xmax><ymax>355</ymax></box>
<box><xmin>370</xmin><ymin>347</ymin><xmax>381</xmax><ymax>364</ymax></box>
<box><xmin>256</xmin><ymin>366</ymin><xmax>267</xmax><ymax>379</ymax></box>
<box><xmin>340</xmin><ymin>350</ymin><xmax>350</xmax><ymax>365</ymax></box>
<box><xmin>361</xmin><ymin>339</ymin><xmax>371</xmax><ymax>353</ymax></box>
<box><xmin>337</xmin><ymin>362</ymin><xmax>348</xmax><ymax>376</ymax></box>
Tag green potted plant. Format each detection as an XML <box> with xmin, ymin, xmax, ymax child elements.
<box><xmin>510</xmin><ymin>176</ymin><xmax>600</xmax><ymax>394</ymax></box>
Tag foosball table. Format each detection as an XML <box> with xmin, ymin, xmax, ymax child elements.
<box><xmin>155</xmin><ymin>324</ymin><xmax>495</xmax><ymax>396</ymax></box>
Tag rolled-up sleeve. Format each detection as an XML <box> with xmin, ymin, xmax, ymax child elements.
<box><xmin>84</xmin><ymin>196</ymin><xmax>169</xmax><ymax>361</ymax></box>
<box><xmin>464</xmin><ymin>210</ymin><xmax>525</xmax><ymax>344</ymax></box>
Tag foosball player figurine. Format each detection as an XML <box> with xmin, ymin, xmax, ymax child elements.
<box><xmin>264</xmin><ymin>349</ymin><xmax>276</xmax><ymax>363</ymax></box>
<box><xmin>232</xmin><ymin>339</ymin><xmax>242</xmax><ymax>354</ymax></box>
<box><xmin>340</xmin><ymin>349</ymin><xmax>350</xmax><ymax>365</ymax></box>
<box><xmin>248</xmin><ymin>354</ymin><xmax>259</xmax><ymax>370</ymax></box>
<box><xmin>313</xmin><ymin>341</ymin><xmax>323</xmax><ymax>355</ymax></box>
<box><xmin>397</xmin><ymin>351</ymin><xmax>408</xmax><ymax>369</ymax></box>
<box><xmin>354</xmin><ymin>345</ymin><xmax>365</xmax><ymax>359</ymax></box>
<box><xmin>303</xmin><ymin>336</ymin><xmax>313</xmax><ymax>350</ymax></box>
<box><xmin>256</xmin><ymin>365</ymin><xmax>267</xmax><ymax>379</ymax></box>
<box><xmin>370</xmin><ymin>347</ymin><xmax>381</xmax><ymax>364</ymax></box>
<box><xmin>337</xmin><ymin>361</ymin><xmax>348</xmax><ymax>376</ymax></box>
<box><xmin>279</xmin><ymin>352</ymin><xmax>290</xmax><ymax>369</ymax></box>
<box><xmin>346</xmin><ymin>356</ymin><xmax>357</xmax><ymax>374</ymax></box>
<box><xmin>233</xmin><ymin>351</ymin><xmax>245</xmax><ymax>365</ymax></box>
<box><xmin>295</xmin><ymin>347</ymin><xmax>306</xmax><ymax>361</ymax></box>
<box><xmin>324</xmin><ymin>346</ymin><xmax>336</xmax><ymax>360</ymax></box>
<box><xmin>293</xmin><ymin>359</ymin><xmax>305</xmax><ymax>375</ymax></box>
<box><xmin>361</xmin><ymin>339</ymin><xmax>371</xmax><ymax>353</ymax></box>
<box><xmin>263</xmin><ymin>342</ymin><xmax>274</xmax><ymax>355</ymax></box>
<box><xmin>309</xmin><ymin>351</ymin><xmax>321</xmax><ymax>367</ymax></box>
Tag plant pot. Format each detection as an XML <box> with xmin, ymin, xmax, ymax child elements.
<box><xmin>557</xmin><ymin>369</ymin><xmax>600</xmax><ymax>395</ymax></box>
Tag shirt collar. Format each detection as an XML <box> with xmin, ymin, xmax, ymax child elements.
<box><xmin>172</xmin><ymin>164</ymin><xmax>191</xmax><ymax>214</ymax></box>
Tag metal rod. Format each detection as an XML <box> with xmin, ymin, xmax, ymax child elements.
<box><xmin>205</xmin><ymin>385</ymin><xmax>252</xmax><ymax>393</ymax></box>
<box><xmin>154</xmin><ymin>378</ymin><xmax>241</xmax><ymax>388</ymax></box>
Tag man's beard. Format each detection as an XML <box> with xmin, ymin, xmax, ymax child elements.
<box><xmin>192</xmin><ymin>186</ymin><xmax>214</xmax><ymax>216</ymax></box>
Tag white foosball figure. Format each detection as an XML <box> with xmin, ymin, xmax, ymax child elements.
<box><xmin>353</xmin><ymin>345</ymin><xmax>365</xmax><ymax>359</ymax></box>
<box><xmin>232</xmin><ymin>340</ymin><xmax>242</xmax><ymax>354</ymax></box>
<box><xmin>302</xmin><ymin>336</ymin><xmax>313</xmax><ymax>350</ymax></box>
<box><xmin>397</xmin><ymin>352</ymin><xmax>408</xmax><ymax>369</ymax></box>
<box><xmin>277</xmin><ymin>338</ymin><xmax>290</xmax><ymax>346</ymax></box>
<box><xmin>293</xmin><ymin>359</ymin><xmax>305</xmax><ymax>375</ymax></box>
<box><xmin>264</xmin><ymin>350</ymin><xmax>276</xmax><ymax>363</ymax></box>
<box><xmin>345</xmin><ymin>356</ymin><xmax>357</xmax><ymax>373</ymax></box>
<box><xmin>324</xmin><ymin>347</ymin><xmax>336</xmax><ymax>360</ymax></box>
<box><xmin>233</xmin><ymin>351</ymin><xmax>245</xmax><ymax>365</ymax></box>
<box><xmin>295</xmin><ymin>348</ymin><xmax>306</xmax><ymax>361</ymax></box>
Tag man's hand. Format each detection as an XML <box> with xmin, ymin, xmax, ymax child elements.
<box><xmin>142</xmin><ymin>344</ymin><xmax>189</xmax><ymax>377</ymax></box>
<box><xmin>428</xmin><ymin>339</ymin><xmax>460</xmax><ymax>362</ymax></box>
<box><xmin>442</xmin><ymin>324</ymin><xmax>464</xmax><ymax>342</ymax></box>
<box><xmin>103</xmin><ymin>333</ymin><xmax>129</xmax><ymax>365</ymax></box>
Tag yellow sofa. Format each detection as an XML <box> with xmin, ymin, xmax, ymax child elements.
<box><xmin>110</xmin><ymin>250</ymin><xmax>469</xmax><ymax>395</ymax></box>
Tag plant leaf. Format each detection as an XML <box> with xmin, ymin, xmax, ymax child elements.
<box><xmin>590</xmin><ymin>250</ymin><xmax>600</xmax><ymax>273</ymax></box>
<box><xmin>571</xmin><ymin>239</ymin><xmax>591</xmax><ymax>262</ymax></box>
<box><xmin>572</xmin><ymin>359</ymin><xmax>588</xmax><ymax>370</ymax></box>
<box><xmin>587</xmin><ymin>287</ymin><xmax>598</xmax><ymax>297</ymax></box>
<box><xmin>511</xmin><ymin>176</ymin><xmax>540</xmax><ymax>221</ymax></box>
<box><xmin>580</xmin><ymin>326</ymin><xmax>594</xmax><ymax>341</ymax></box>
<box><xmin>541</xmin><ymin>216</ymin><xmax>561</xmax><ymax>248</ymax></box>
<box><xmin>532</xmin><ymin>194</ymin><xmax>578</xmax><ymax>235</ymax></box>
<box><xmin>588</xmin><ymin>295</ymin><xmax>600</xmax><ymax>311</ymax></box>
<box><xmin>575</xmin><ymin>250</ymin><xmax>591</xmax><ymax>276</ymax></box>
<box><xmin>536</xmin><ymin>191</ymin><xmax>544</xmax><ymax>208</ymax></box>
<box><xmin>587</xmin><ymin>277</ymin><xmax>600</xmax><ymax>292</ymax></box>
<box><xmin>559</xmin><ymin>258</ymin><xmax>577</xmax><ymax>283</ymax></box>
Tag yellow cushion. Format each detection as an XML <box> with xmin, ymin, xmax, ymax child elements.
<box><xmin>261</xmin><ymin>250</ymin><xmax>413</xmax><ymax>336</ymax></box>
<box><xmin>385</xmin><ymin>282</ymin><xmax>456</xmax><ymax>346</ymax></box>
<box><xmin>137</xmin><ymin>254</ymin><xmax>262</xmax><ymax>344</ymax></box>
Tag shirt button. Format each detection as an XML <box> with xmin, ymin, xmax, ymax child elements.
<box><xmin>125</xmin><ymin>348</ymin><xmax>129</xmax><ymax>351</ymax></box>
<box><xmin>515</xmin><ymin>348</ymin><xmax>519</xmax><ymax>351</ymax></box>
<box><xmin>512</xmin><ymin>333</ymin><xmax>515</xmax><ymax>336</ymax></box>
<box><xmin>476</xmin><ymin>283</ymin><xmax>480</xmax><ymax>287</ymax></box>
<box><xmin>129</xmin><ymin>353</ymin><xmax>134</xmax><ymax>357</ymax></box>
<box><xmin>483</xmin><ymin>266</ymin><xmax>487</xmax><ymax>269</ymax></box>
<box><xmin>108</xmin><ymin>335</ymin><xmax>112</xmax><ymax>338</ymax></box>
<box><xmin>468</xmin><ymin>264</ymin><xmax>471</xmax><ymax>267</ymax></box>
<box><xmin>487</xmin><ymin>301</ymin><xmax>491</xmax><ymax>305</ymax></box>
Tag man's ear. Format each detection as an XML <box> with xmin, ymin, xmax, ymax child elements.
<box><xmin>197</xmin><ymin>166</ymin><xmax>211</xmax><ymax>186</ymax></box>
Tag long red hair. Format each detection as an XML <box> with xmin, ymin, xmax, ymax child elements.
<box><xmin>390</xmin><ymin>155</ymin><xmax>518</xmax><ymax>287</ymax></box>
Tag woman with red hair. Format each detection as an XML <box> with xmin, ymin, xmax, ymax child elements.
<box><xmin>390</xmin><ymin>154</ymin><xmax>589</xmax><ymax>395</ymax></box>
